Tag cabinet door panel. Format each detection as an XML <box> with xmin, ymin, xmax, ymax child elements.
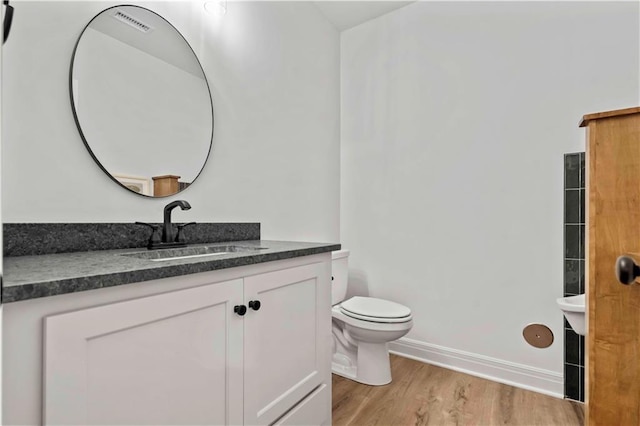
<box><xmin>243</xmin><ymin>262</ymin><xmax>330</xmax><ymax>425</ymax></box>
<box><xmin>44</xmin><ymin>280</ymin><xmax>243</xmax><ymax>425</ymax></box>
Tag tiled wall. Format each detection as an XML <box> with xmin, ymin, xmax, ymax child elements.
<box><xmin>563</xmin><ymin>153</ymin><xmax>585</xmax><ymax>402</ymax></box>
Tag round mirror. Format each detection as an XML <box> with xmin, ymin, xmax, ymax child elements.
<box><xmin>70</xmin><ymin>5</ymin><xmax>213</xmax><ymax>197</ymax></box>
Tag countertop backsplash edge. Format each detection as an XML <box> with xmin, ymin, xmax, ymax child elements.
<box><xmin>3</xmin><ymin>223</ymin><xmax>261</xmax><ymax>257</ymax></box>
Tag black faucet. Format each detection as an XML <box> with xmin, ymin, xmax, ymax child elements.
<box><xmin>162</xmin><ymin>200</ymin><xmax>191</xmax><ymax>243</ymax></box>
<box><xmin>135</xmin><ymin>200</ymin><xmax>194</xmax><ymax>249</ymax></box>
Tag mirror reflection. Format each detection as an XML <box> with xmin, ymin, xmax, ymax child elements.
<box><xmin>71</xmin><ymin>5</ymin><xmax>213</xmax><ymax>197</ymax></box>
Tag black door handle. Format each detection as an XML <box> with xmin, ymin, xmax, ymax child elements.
<box><xmin>248</xmin><ymin>300</ymin><xmax>261</xmax><ymax>311</ymax></box>
<box><xmin>615</xmin><ymin>255</ymin><xmax>640</xmax><ymax>285</ymax></box>
<box><xmin>234</xmin><ymin>305</ymin><xmax>247</xmax><ymax>316</ymax></box>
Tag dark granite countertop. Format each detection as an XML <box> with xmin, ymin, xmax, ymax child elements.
<box><xmin>3</xmin><ymin>240</ymin><xmax>340</xmax><ymax>303</ymax></box>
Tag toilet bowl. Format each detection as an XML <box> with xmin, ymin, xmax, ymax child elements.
<box><xmin>331</xmin><ymin>250</ymin><xmax>413</xmax><ymax>385</ymax></box>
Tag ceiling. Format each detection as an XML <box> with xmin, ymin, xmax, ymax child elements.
<box><xmin>89</xmin><ymin>6</ymin><xmax>205</xmax><ymax>79</ymax></box>
<box><xmin>312</xmin><ymin>1</ymin><xmax>414</xmax><ymax>31</ymax></box>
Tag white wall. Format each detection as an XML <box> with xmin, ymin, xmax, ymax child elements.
<box><xmin>2</xmin><ymin>1</ymin><xmax>340</xmax><ymax>243</ymax></box>
<box><xmin>341</xmin><ymin>1</ymin><xmax>639</xmax><ymax>395</ymax></box>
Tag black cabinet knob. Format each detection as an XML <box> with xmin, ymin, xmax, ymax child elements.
<box><xmin>616</xmin><ymin>255</ymin><xmax>640</xmax><ymax>285</ymax></box>
<box><xmin>234</xmin><ymin>305</ymin><xmax>247</xmax><ymax>316</ymax></box>
<box><xmin>248</xmin><ymin>300</ymin><xmax>261</xmax><ymax>311</ymax></box>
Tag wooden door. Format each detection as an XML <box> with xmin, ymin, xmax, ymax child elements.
<box><xmin>43</xmin><ymin>279</ymin><xmax>244</xmax><ymax>425</ymax></box>
<box><xmin>243</xmin><ymin>262</ymin><xmax>331</xmax><ymax>425</ymax></box>
<box><xmin>583</xmin><ymin>107</ymin><xmax>640</xmax><ymax>425</ymax></box>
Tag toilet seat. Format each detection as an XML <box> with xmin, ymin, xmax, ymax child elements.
<box><xmin>332</xmin><ymin>306</ymin><xmax>413</xmax><ymax>332</ymax></box>
<box><xmin>339</xmin><ymin>297</ymin><xmax>412</xmax><ymax>324</ymax></box>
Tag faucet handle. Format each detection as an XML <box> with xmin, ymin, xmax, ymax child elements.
<box><xmin>135</xmin><ymin>221</ymin><xmax>162</xmax><ymax>248</ymax></box>
<box><xmin>175</xmin><ymin>222</ymin><xmax>197</xmax><ymax>243</ymax></box>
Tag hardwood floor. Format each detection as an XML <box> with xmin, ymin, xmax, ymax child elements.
<box><xmin>332</xmin><ymin>355</ymin><xmax>584</xmax><ymax>426</ymax></box>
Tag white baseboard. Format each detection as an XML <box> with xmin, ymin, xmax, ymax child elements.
<box><xmin>388</xmin><ymin>337</ymin><xmax>564</xmax><ymax>398</ymax></box>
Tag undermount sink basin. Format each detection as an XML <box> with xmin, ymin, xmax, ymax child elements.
<box><xmin>121</xmin><ymin>245</ymin><xmax>268</xmax><ymax>262</ymax></box>
<box><xmin>557</xmin><ymin>294</ymin><xmax>586</xmax><ymax>336</ymax></box>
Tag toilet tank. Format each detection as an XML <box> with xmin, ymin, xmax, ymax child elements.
<box><xmin>331</xmin><ymin>249</ymin><xmax>350</xmax><ymax>305</ymax></box>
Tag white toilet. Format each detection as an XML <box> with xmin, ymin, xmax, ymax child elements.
<box><xmin>331</xmin><ymin>249</ymin><xmax>413</xmax><ymax>386</ymax></box>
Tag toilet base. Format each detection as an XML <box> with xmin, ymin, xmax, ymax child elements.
<box><xmin>331</xmin><ymin>342</ymin><xmax>392</xmax><ymax>386</ymax></box>
<box><xmin>331</xmin><ymin>364</ymin><xmax>357</xmax><ymax>381</ymax></box>
<box><xmin>332</xmin><ymin>352</ymin><xmax>357</xmax><ymax>380</ymax></box>
<box><xmin>356</xmin><ymin>342</ymin><xmax>392</xmax><ymax>385</ymax></box>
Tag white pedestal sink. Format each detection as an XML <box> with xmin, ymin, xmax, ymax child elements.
<box><xmin>557</xmin><ymin>294</ymin><xmax>586</xmax><ymax>335</ymax></box>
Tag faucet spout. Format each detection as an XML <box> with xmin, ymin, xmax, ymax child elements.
<box><xmin>162</xmin><ymin>200</ymin><xmax>191</xmax><ymax>243</ymax></box>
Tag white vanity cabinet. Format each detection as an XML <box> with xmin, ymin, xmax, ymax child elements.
<box><xmin>3</xmin><ymin>254</ymin><xmax>332</xmax><ymax>426</ymax></box>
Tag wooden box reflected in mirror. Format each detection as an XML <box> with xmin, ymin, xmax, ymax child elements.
<box><xmin>113</xmin><ymin>174</ymin><xmax>191</xmax><ymax>197</ymax></box>
<box><xmin>152</xmin><ymin>175</ymin><xmax>191</xmax><ymax>197</ymax></box>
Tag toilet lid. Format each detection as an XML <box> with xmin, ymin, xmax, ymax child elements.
<box><xmin>340</xmin><ymin>297</ymin><xmax>412</xmax><ymax>323</ymax></box>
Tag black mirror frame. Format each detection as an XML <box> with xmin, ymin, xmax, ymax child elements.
<box><xmin>69</xmin><ymin>4</ymin><xmax>214</xmax><ymax>198</ymax></box>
